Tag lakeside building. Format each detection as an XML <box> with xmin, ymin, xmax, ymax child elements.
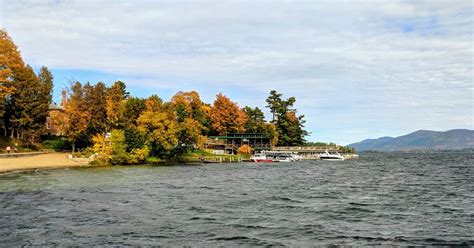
<box><xmin>205</xmin><ymin>133</ymin><xmax>272</xmax><ymax>154</ymax></box>
<box><xmin>43</xmin><ymin>90</ymin><xmax>67</xmax><ymax>136</ymax></box>
<box><xmin>204</xmin><ymin>133</ymin><xmax>346</xmax><ymax>159</ymax></box>
<box><xmin>43</xmin><ymin>103</ymin><xmax>64</xmax><ymax>136</ymax></box>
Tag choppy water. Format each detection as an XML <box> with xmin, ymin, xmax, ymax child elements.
<box><xmin>0</xmin><ymin>152</ymin><xmax>473</xmax><ymax>246</ymax></box>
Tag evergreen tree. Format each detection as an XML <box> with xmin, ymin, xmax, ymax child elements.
<box><xmin>84</xmin><ymin>82</ymin><xmax>107</xmax><ymax>138</ymax></box>
<box><xmin>265</xmin><ymin>90</ymin><xmax>307</xmax><ymax>146</ymax></box>
<box><xmin>6</xmin><ymin>65</ymin><xmax>52</xmax><ymax>142</ymax></box>
<box><xmin>243</xmin><ymin>106</ymin><xmax>266</xmax><ymax>133</ymax></box>
<box><xmin>266</xmin><ymin>90</ymin><xmax>282</xmax><ymax>122</ymax></box>
<box><xmin>106</xmin><ymin>81</ymin><xmax>128</xmax><ymax>129</ymax></box>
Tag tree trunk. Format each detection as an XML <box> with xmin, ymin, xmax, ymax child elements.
<box><xmin>72</xmin><ymin>141</ymin><xmax>76</xmax><ymax>154</ymax></box>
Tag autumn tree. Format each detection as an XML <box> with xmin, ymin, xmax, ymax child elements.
<box><xmin>0</xmin><ymin>29</ymin><xmax>25</xmax><ymax>121</ymax></box>
<box><xmin>170</xmin><ymin>91</ymin><xmax>210</xmax><ymax>150</ymax></box>
<box><xmin>237</xmin><ymin>144</ymin><xmax>253</xmax><ymax>158</ymax></box>
<box><xmin>106</xmin><ymin>81</ymin><xmax>128</xmax><ymax>129</ymax></box>
<box><xmin>137</xmin><ymin>95</ymin><xmax>179</xmax><ymax>158</ymax></box>
<box><xmin>210</xmin><ymin>93</ymin><xmax>247</xmax><ymax>135</ymax></box>
<box><xmin>53</xmin><ymin>82</ymin><xmax>91</xmax><ymax>152</ymax></box>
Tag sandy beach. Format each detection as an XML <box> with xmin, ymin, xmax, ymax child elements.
<box><xmin>0</xmin><ymin>153</ymin><xmax>95</xmax><ymax>173</ymax></box>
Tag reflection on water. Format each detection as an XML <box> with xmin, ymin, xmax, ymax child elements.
<box><xmin>0</xmin><ymin>153</ymin><xmax>473</xmax><ymax>246</ymax></box>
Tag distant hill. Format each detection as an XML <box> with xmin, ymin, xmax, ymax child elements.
<box><xmin>348</xmin><ymin>129</ymin><xmax>474</xmax><ymax>151</ymax></box>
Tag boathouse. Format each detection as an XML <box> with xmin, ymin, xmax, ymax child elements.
<box><xmin>205</xmin><ymin>133</ymin><xmax>272</xmax><ymax>154</ymax></box>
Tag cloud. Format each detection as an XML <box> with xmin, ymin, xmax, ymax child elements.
<box><xmin>1</xmin><ymin>0</ymin><xmax>472</xmax><ymax>144</ymax></box>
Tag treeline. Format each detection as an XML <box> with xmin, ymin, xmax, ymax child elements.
<box><xmin>305</xmin><ymin>142</ymin><xmax>356</xmax><ymax>153</ymax></box>
<box><xmin>1</xmin><ymin>29</ymin><xmax>309</xmax><ymax>162</ymax></box>
<box><xmin>53</xmin><ymin>81</ymin><xmax>308</xmax><ymax>163</ymax></box>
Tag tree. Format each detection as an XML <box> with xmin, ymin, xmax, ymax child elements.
<box><xmin>265</xmin><ymin>90</ymin><xmax>307</xmax><ymax>146</ymax></box>
<box><xmin>0</xmin><ymin>30</ymin><xmax>25</xmax><ymax>120</ymax></box>
<box><xmin>137</xmin><ymin>96</ymin><xmax>179</xmax><ymax>158</ymax></box>
<box><xmin>277</xmin><ymin>111</ymin><xmax>307</xmax><ymax>146</ymax></box>
<box><xmin>84</xmin><ymin>82</ymin><xmax>107</xmax><ymax>139</ymax></box>
<box><xmin>53</xmin><ymin>82</ymin><xmax>91</xmax><ymax>153</ymax></box>
<box><xmin>266</xmin><ymin>90</ymin><xmax>282</xmax><ymax>122</ymax></box>
<box><xmin>243</xmin><ymin>106</ymin><xmax>266</xmax><ymax>133</ymax></box>
<box><xmin>210</xmin><ymin>93</ymin><xmax>247</xmax><ymax>135</ymax></box>
<box><xmin>170</xmin><ymin>91</ymin><xmax>209</xmax><ymax>150</ymax></box>
<box><xmin>6</xmin><ymin>65</ymin><xmax>52</xmax><ymax>142</ymax></box>
<box><xmin>238</xmin><ymin>144</ymin><xmax>253</xmax><ymax>158</ymax></box>
<box><xmin>106</xmin><ymin>81</ymin><xmax>128</xmax><ymax>129</ymax></box>
<box><xmin>123</xmin><ymin>97</ymin><xmax>146</xmax><ymax>128</ymax></box>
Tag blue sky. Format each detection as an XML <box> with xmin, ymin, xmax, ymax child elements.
<box><xmin>1</xmin><ymin>0</ymin><xmax>472</xmax><ymax>144</ymax></box>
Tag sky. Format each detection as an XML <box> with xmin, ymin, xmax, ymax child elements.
<box><xmin>1</xmin><ymin>0</ymin><xmax>472</xmax><ymax>145</ymax></box>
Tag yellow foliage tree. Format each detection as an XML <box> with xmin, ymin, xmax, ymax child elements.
<box><xmin>137</xmin><ymin>110</ymin><xmax>179</xmax><ymax>154</ymax></box>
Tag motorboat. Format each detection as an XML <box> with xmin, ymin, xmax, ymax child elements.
<box><xmin>250</xmin><ymin>153</ymin><xmax>273</xmax><ymax>163</ymax></box>
<box><xmin>319</xmin><ymin>150</ymin><xmax>344</xmax><ymax>161</ymax></box>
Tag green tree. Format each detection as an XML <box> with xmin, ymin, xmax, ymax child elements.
<box><xmin>106</xmin><ymin>81</ymin><xmax>128</xmax><ymax>129</ymax></box>
<box><xmin>84</xmin><ymin>82</ymin><xmax>107</xmax><ymax>138</ymax></box>
<box><xmin>265</xmin><ymin>90</ymin><xmax>307</xmax><ymax>146</ymax></box>
<box><xmin>243</xmin><ymin>106</ymin><xmax>266</xmax><ymax>133</ymax></box>
<box><xmin>6</xmin><ymin>65</ymin><xmax>52</xmax><ymax>143</ymax></box>
<box><xmin>123</xmin><ymin>97</ymin><xmax>146</xmax><ymax>128</ymax></box>
<box><xmin>266</xmin><ymin>90</ymin><xmax>282</xmax><ymax>122</ymax></box>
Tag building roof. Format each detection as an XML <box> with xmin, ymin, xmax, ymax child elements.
<box><xmin>208</xmin><ymin>133</ymin><xmax>271</xmax><ymax>140</ymax></box>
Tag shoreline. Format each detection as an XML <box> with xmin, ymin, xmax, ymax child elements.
<box><xmin>0</xmin><ymin>153</ymin><xmax>100</xmax><ymax>174</ymax></box>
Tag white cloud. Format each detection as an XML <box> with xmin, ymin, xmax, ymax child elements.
<box><xmin>1</xmin><ymin>0</ymin><xmax>472</xmax><ymax>144</ymax></box>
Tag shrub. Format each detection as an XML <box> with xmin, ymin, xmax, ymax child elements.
<box><xmin>43</xmin><ymin>139</ymin><xmax>71</xmax><ymax>151</ymax></box>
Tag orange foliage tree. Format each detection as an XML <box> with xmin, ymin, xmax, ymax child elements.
<box><xmin>237</xmin><ymin>144</ymin><xmax>253</xmax><ymax>157</ymax></box>
<box><xmin>0</xmin><ymin>30</ymin><xmax>25</xmax><ymax>118</ymax></box>
<box><xmin>210</xmin><ymin>93</ymin><xmax>247</xmax><ymax>135</ymax></box>
<box><xmin>52</xmin><ymin>82</ymin><xmax>91</xmax><ymax>153</ymax></box>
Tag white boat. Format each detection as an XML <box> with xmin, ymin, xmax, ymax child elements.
<box><xmin>275</xmin><ymin>156</ymin><xmax>294</xmax><ymax>162</ymax></box>
<box><xmin>319</xmin><ymin>150</ymin><xmax>345</xmax><ymax>161</ymax></box>
<box><xmin>250</xmin><ymin>153</ymin><xmax>273</xmax><ymax>163</ymax></box>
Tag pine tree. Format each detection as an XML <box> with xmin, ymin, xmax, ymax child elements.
<box><xmin>106</xmin><ymin>81</ymin><xmax>128</xmax><ymax>129</ymax></box>
<box><xmin>243</xmin><ymin>106</ymin><xmax>266</xmax><ymax>133</ymax></box>
<box><xmin>266</xmin><ymin>90</ymin><xmax>307</xmax><ymax>146</ymax></box>
<box><xmin>7</xmin><ymin>65</ymin><xmax>52</xmax><ymax>142</ymax></box>
<box><xmin>84</xmin><ymin>82</ymin><xmax>107</xmax><ymax>137</ymax></box>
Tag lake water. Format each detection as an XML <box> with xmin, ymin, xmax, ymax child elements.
<box><xmin>0</xmin><ymin>152</ymin><xmax>473</xmax><ymax>246</ymax></box>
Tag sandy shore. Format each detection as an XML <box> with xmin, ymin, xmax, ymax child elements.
<box><xmin>0</xmin><ymin>153</ymin><xmax>96</xmax><ymax>173</ymax></box>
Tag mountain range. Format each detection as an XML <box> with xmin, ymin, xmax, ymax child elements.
<box><xmin>348</xmin><ymin>129</ymin><xmax>474</xmax><ymax>151</ymax></box>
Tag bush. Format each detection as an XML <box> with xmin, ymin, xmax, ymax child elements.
<box><xmin>42</xmin><ymin>139</ymin><xmax>71</xmax><ymax>151</ymax></box>
<box><xmin>145</xmin><ymin>156</ymin><xmax>163</xmax><ymax>164</ymax></box>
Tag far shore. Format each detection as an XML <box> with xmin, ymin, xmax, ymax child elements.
<box><xmin>0</xmin><ymin>153</ymin><xmax>98</xmax><ymax>174</ymax></box>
